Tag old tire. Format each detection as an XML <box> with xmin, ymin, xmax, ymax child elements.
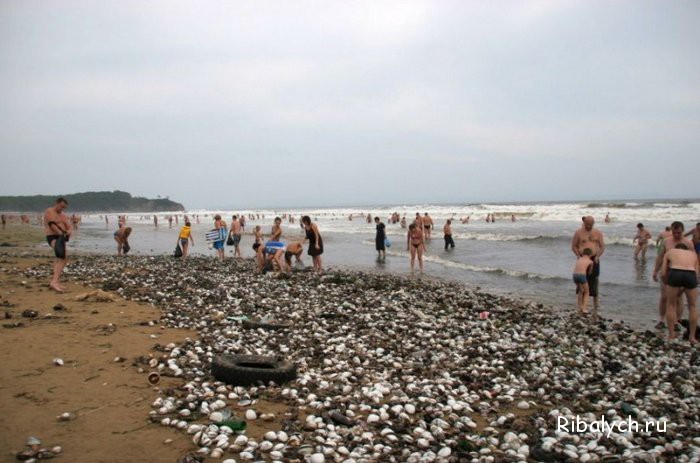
<box><xmin>211</xmin><ymin>355</ymin><xmax>297</xmax><ymax>386</ymax></box>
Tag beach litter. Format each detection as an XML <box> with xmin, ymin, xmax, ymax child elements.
<box><xmin>17</xmin><ymin>255</ymin><xmax>700</xmax><ymax>462</ymax></box>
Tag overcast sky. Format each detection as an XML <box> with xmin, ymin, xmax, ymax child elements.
<box><xmin>1</xmin><ymin>1</ymin><xmax>698</xmax><ymax>209</ymax></box>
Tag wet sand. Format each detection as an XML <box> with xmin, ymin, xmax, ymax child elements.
<box><xmin>0</xmin><ymin>226</ymin><xmax>195</xmax><ymax>462</ymax></box>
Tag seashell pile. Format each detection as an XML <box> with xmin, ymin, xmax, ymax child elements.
<box><xmin>20</xmin><ymin>255</ymin><xmax>700</xmax><ymax>462</ymax></box>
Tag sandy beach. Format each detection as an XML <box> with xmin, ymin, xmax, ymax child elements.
<box><xmin>2</xmin><ymin>224</ymin><xmax>699</xmax><ymax>462</ymax></box>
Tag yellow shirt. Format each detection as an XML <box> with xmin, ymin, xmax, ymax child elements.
<box><xmin>179</xmin><ymin>226</ymin><xmax>191</xmax><ymax>239</ymax></box>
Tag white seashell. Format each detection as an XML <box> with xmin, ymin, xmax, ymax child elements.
<box><xmin>239</xmin><ymin>451</ymin><xmax>254</xmax><ymax>460</ymax></box>
<box><xmin>264</xmin><ymin>431</ymin><xmax>277</xmax><ymax>441</ymax></box>
<box><xmin>187</xmin><ymin>424</ymin><xmax>203</xmax><ymax>434</ymax></box>
<box><xmin>210</xmin><ymin>448</ymin><xmax>224</xmax><ymax>459</ymax></box>
<box><xmin>234</xmin><ymin>435</ymin><xmax>248</xmax><ymax>447</ymax></box>
<box><xmin>517</xmin><ymin>401</ymin><xmax>530</xmax><ymax>410</ymax></box>
<box><xmin>53</xmin><ymin>358</ymin><xmax>64</xmax><ymax>366</ymax></box>
<box><xmin>210</xmin><ymin>411</ymin><xmax>223</xmax><ymax>422</ymax></box>
<box><xmin>245</xmin><ymin>409</ymin><xmax>257</xmax><ymax>420</ymax></box>
<box><xmin>276</xmin><ymin>431</ymin><xmax>288</xmax><ymax>442</ymax></box>
<box><xmin>270</xmin><ymin>450</ymin><xmax>284</xmax><ymax>459</ymax></box>
<box><xmin>223</xmin><ymin>460</ymin><xmax>237</xmax><ymax>463</ymax></box>
<box><xmin>367</xmin><ymin>414</ymin><xmax>380</xmax><ymax>424</ymax></box>
<box><xmin>405</xmin><ymin>404</ymin><xmax>416</xmax><ymax>414</ymax></box>
<box><xmin>310</xmin><ymin>453</ymin><xmax>325</xmax><ymax>463</ymax></box>
<box><xmin>161</xmin><ymin>418</ymin><xmax>171</xmax><ymax>426</ymax></box>
<box><xmin>179</xmin><ymin>409</ymin><xmax>191</xmax><ymax>417</ymax></box>
<box><xmin>51</xmin><ymin>446</ymin><xmax>62</xmax><ymax>454</ymax></box>
<box><xmin>438</xmin><ymin>447</ymin><xmax>451</xmax><ymax>457</ymax></box>
<box><xmin>259</xmin><ymin>441</ymin><xmax>273</xmax><ymax>451</ymax></box>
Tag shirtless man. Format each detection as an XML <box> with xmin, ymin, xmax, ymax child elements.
<box><xmin>443</xmin><ymin>219</ymin><xmax>455</xmax><ymax>250</ymax></box>
<box><xmin>660</xmin><ymin>243</ymin><xmax>698</xmax><ymax>343</ymax></box>
<box><xmin>44</xmin><ymin>198</ymin><xmax>73</xmax><ymax>292</ymax></box>
<box><xmin>271</xmin><ymin>217</ymin><xmax>283</xmax><ymax>241</ymax></box>
<box><xmin>230</xmin><ymin>215</ymin><xmax>242</xmax><ymax>258</ymax></box>
<box><xmin>423</xmin><ymin>213</ymin><xmax>434</xmax><ymax>239</ymax></box>
<box><xmin>571</xmin><ymin>216</ymin><xmax>605</xmax><ymax>311</ymax></box>
<box><xmin>656</xmin><ymin>226</ymin><xmax>672</xmax><ymax>252</ymax></box>
<box><xmin>653</xmin><ymin>221</ymin><xmax>694</xmax><ymax>328</ymax></box>
<box><xmin>684</xmin><ymin>223</ymin><xmax>700</xmax><ymax>257</ymax></box>
<box><xmin>633</xmin><ymin>223</ymin><xmax>652</xmax><ymax>259</ymax></box>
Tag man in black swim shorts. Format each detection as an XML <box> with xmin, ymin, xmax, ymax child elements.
<box><xmin>660</xmin><ymin>242</ymin><xmax>699</xmax><ymax>343</ymax></box>
<box><xmin>43</xmin><ymin>198</ymin><xmax>72</xmax><ymax>292</ymax></box>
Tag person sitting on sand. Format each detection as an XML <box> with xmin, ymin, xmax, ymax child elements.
<box><xmin>44</xmin><ymin>197</ymin><xmax>73</xmax><ymax>292</ymax></box>
<box><xmin>284</xmin><ymin>241</ymin><xmax>304</xmax><ymax>271</ymax></box>
<box><xmin>633</xmin><ymin>223</ymin><xmax>652</xmax><ymax>260</ymax></box>
<box><xmin>114</xmin><ymin>226</ymin><xmax>132</xmax><ymax>256</ymax></box>
<box><xmin>573</xmin><ymin>248</ymin><xmax>595</xmax><ymax>314</ymax></box>
<box><xmin>660</xmin><ymin>243</ymin><xmax>698</xmax><ymax>343</ymax></box>
<box><xmin>178</xmin><ymin>221</ymin><xmax>194</xmax><ymax>257</ymax></box>
<box><xmin>407</xmin><ymin>223</ymin><xmax>425</xmax><ymax>273</ymax></box>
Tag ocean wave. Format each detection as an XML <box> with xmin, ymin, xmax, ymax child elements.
<box><xmin>382</xmin><ymin>249</ymin><xmax>566</xmax><ymax>281</ymax></box>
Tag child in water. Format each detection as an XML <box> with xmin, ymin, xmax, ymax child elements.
<box><xmin>573</xmin><ymin>248</ymin><xmax>594</xmax><ymax>314</ymax></box>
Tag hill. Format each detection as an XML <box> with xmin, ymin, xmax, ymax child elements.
<box><xmin>0</xmin><ymin>191</ymin><xmax>185</xmax><ymax>212</ymax></box>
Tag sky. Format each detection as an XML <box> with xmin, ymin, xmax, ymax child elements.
<box><xmin>1</xmin><ymin>0</ymin><xmax>699</xmax><ymax>209</ymax></box>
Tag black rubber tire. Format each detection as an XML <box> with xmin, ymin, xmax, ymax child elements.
<box><xmin>211</xmin><ymin>354</ymin><xmax>297</xmax><ymax>386</ymax></box>
<box><xmin>241</xmin><ymin>319</ymin><xmax>292</xmax><ymax>330</ymax></box>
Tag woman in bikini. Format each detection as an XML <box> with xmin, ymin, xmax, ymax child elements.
<box><xmin>406</xmin><ymin>223</ymin><xmax>425</xmax><ymax>273</ymax></box>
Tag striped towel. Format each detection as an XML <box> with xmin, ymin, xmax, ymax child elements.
<box><xmin>205</xmin><ymin>228</ymin><xmax>226</xmax><ymax>242</ymax></box>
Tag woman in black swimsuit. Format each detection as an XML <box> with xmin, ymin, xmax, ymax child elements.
<box><xmin>302</xmin><ymin>216</ymin><xmax>323</xmax><ymax>272</ymax></box>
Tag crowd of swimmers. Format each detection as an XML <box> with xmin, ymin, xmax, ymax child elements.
<box><xmin>570</xmin><ymin>216</ymin><xmax>699</xmax><ymax>343</ymax></box>
<box><xmin>23</xmin><ymin>197</ymin><xmax>700</xmax><ymax>344</ymax></box>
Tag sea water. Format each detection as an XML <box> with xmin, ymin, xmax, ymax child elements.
<box><xmin>68</xmin><ymin>199</ymin><xmax>699</xmax><ymax>330</ymax></box>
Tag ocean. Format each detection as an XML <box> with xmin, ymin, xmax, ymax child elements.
<box><xmin>67</xmin><ymin>199</ymin><xmax>699</xmax><ymax>330</ymax></box>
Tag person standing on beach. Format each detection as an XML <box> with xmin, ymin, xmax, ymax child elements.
<box><xmin>213</xmin><ymin>215</ymin><xmax>227</xmax><ymax>260</ymax></box>
<box><xmin>1</xmin><ymin>214</ymin><xmax>6</xmax><ymax>230</ymax></box>
<box><xmin>271</xmin><ymin>217</ymin><xmax>283</xmax><ymax>241</ymax></box>
<box><xmin>375</xmin><ymin>216</ymin><xmax>386</xmax><ymax>260</ymax></box>
<box><xmin>443</xmin><ymin>219</ymin><xmax>455</xmax><ymax>251</ymax></box>
<box><xmin>179</xmin><ymin>220</ymin><xmax>194</xmax><ymax>257</ymax></box>
<box><xmin>423</xmin><ymin>213</ymin><xmax>434</xmax><ymax>239</ymax></box>
<box><xmin>656</xmin><ymin>226</ymin><xmax>672</xmax><ymax>252</ymax></box>
<box><xmin>653</xmin><ymin>221</ymin><xmax>694</xmax><ymax>329</ymax></box>
<box><xmin>684</xmin><ymin>223</ymin><xmax>700</xmax><ymax>257</ymax></box>
<box><xmin>400</xmin><ymin>216</ymin><xmax>407</xmax><ymax>229</ymax></box>
<box><xmin>633</xmin><ymin>223</ymin><xmax>652</xmax><ymax>260</ymax></box>
<box><xmin>44</xmin><ymin>198</ymin><xmax>72</xmax><ymax>292</ymax></box>
<box><xmin>571</xmin><ymin>216</ymin><xmax>605</xmax><ymax>312</ymax></box>
<box><xmin>168</xmin><ymin>215</ymin><xmax>173</xmax><ymax>229</ymax></box>
<box><xmin>154</xmin><ymin>215</ymin><xmax>158</xmax><ymax>228</ymax></box>
<box><xmin>230</xmin><ymin>215</ymin><xmax>242</xmax><ymax>258</ymax></box>
<box><xmin>302</xmin><ymin>215</ymin><xmax>323</xmax><ymax>271</ymax></box>
<box><xmin>660</xmin><ymin>243</ymin><xmax>698</xmax><ymax>343</ymax></box>
<box><xmin>407</xmin><ymin>223</ymin><xmax>425</xmax><ymax>273</ymax></box>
